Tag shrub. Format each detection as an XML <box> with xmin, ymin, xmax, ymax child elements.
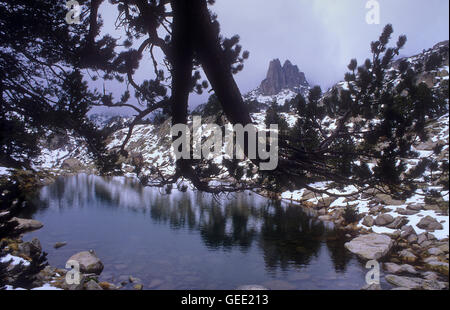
<box><xmin>343</xmin><ymin>205</ymin><xmax>359</xmax><ymax>224</ymax></box>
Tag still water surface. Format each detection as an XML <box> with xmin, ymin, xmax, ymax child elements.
<box><xmin>23</xmin><ymin>174</ymin><xmax>371</xmax><ymax>290</ymax></box>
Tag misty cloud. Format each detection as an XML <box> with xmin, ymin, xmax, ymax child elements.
<box><xmin>93</xmin><ymin>0</ymin><xmax>449</xmax><ymax>115</ymax></box>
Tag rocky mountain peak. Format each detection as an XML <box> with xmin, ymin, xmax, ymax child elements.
<box><xmin>259</xmin><ymin>59</ymin><xmax>309</xmax><ymax>96</ymax></box>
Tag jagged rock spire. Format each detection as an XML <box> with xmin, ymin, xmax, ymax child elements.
<box><xmin>259</xmin><ymin>59</ymin><xmax>309</xmax><ymax>96</ymax></box>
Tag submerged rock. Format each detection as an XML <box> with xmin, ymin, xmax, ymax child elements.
<box><xmin>344</xmin><ymin>233</ymin><xmax>393</xmax><ymax>260</ymax></box>
<box><xmin>54</xmin><ymin>242</ymin><xmax>67</xmax><ymax>249</ymax></box>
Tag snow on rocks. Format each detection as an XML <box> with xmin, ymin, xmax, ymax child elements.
<box><xmin>0</xmin><ymin>254</ymin><xmax>30</xmax><ymax>266</ymax></box>
<box><xmin>0</xmin><ymin>166</ymin><xmax>12</xmax><ymax>177</ymax></box>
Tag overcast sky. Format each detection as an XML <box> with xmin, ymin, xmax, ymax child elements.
<box><xmin>95</xmin><ymin>0</ymin><xmax>449</xmax><ymax>115</ymax></box>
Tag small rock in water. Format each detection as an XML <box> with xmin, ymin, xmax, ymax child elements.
<box><xmin>133</xmin><ymin>284</ymin><xmax>143</xmax><ymax>290</ymax></box>
<box><xmin>99</xmin><ymin>282</ymin><xmax>118</xmax><ymax>290</ymax></box>
<box><xmin>129</xmin><ymin>275</ymin><xmax>142</xmax><ymax>283</ymax></box>
<box><xmin>67</xmin><ymin>250</ymin><xmax>104</xmax><ymax>275</ymax></box>
<box><xmin>54</xmin><ymin>242</ymin><xmax>67</xmax><ymax>249</ymax></box>
<box><xmin>10</xmin><ymin>217</ymin><xmax>43</xmax><ymax>233</ymax></box>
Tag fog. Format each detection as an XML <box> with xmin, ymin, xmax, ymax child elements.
<box><xmin>92</xmin><ymin>0</ymin><xmax>449</xmax><ymax>115</ymax></box>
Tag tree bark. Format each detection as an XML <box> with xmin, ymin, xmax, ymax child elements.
<box><xmin>188</xmin><ymin>0</ymin><xmax>253</xmax><ymax>127</ymax></box>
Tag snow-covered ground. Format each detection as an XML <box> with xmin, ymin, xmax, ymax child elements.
<box><xmin>0</xmin><ymin>166</ymin><xmax>12</xmax><ymax>177</ymax></box>
<box><xmin>1</xmin><ymin>254</ymin><xmax>31</xmax><ymax>266</ymax></box>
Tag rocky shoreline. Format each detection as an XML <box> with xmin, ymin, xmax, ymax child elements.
<box><xmin>0</xmin><ymin>167</ymin><xmax>448</xmax><ymax>290</ymax></box>
<box><xmin>276</xmin><ymin>188</ymin><xmax>449</xmax><ymax>290</ymax></box>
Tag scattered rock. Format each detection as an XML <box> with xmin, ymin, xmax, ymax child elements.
<box><xmin>420</xmin><ymin>240</ymin><xmax>433</xmax><ymax>248</ymax></box>
<box><xmin>316</xmin><ymin>197</ymin><xmax>336</xmax><ymax>208</ymax></box>
<box><xmin>362</xmin><ymin>216</ymin><xmax>374</xmax><ymax>227</ymax></box>
<box><xmin>438</xmin><ymin>243</ymin><xmax>449</xmax><ymax>253</ymax></box>
<box><xmin>362</xmin><ymin>283</ymin><xmax>381</xmax><ymax>290</ymax></box>
<box><xmin>385</xmin><ymin>275</ymin><xmax>423</xmax><ymax>289</ymax></box>
<box><xmin>428</xmin><ymin>248</ymin><xmax>444</xmax><ymax>256</ymax></box>
<box><xmin>424</xmin><ymin>205</ymin><xmax>441</xmax><ymax>211</ymax></box>
<box><xmin>423</xmin><ymin>271</ymin><xmax>439</xmax><ymax>281</ymax></box>
<box><xmin>375</xmin><ymin>194</ymin><xmax>404</xmax><ymax>206</ymax></box>
<box><xmin>417</xmin><ymin>233</ymin><xmax>428</xmax><ymax>245</ymax></box>
<box><xmin>386</xmin><ymin>217</ymin><xmax>409</xmax><ymax>229</ymax></box>
<box><xmin>99</xmin><ymin>282</ymin><xmax>118</xmax><ymax>290</ymax></box>
<box><xmin>397</xmin><ymin>208</ymin><xmax>419</xmax><ymax>215</ymax></box>
<box><xmin>85</xmin><ymin>279</ymin><xmax>103</xmax><ymax>290</ymax></box>
<box><xmin>369</xmin><ymin>206</ymin><xmax>383</xmax><ymax>215</ymax></box>
<box><xmin>417</xmin><ymin>216</ymin><xmax>444</xmax><ymax>231</ymax></box>
<box><xmin>374</xmin><ymin>214</ymin><xmax>395</xmax><ymax>226</ymax></box>
<box><xmin>406</xmin><ymin>204</ymin><xmax>423</xmax><ymax>211</ymax></box>
<box><xmin>398</xmin><ymin>249</ymin><xmax>418</xmax><ymax>263</ymax></box>
<box><xmin>133</xmin><ymin>284</ymin><xmax>143</xmax><ymax>290</ymax></box>
<box><xmin>61</xmin><ymin>158</ymin><xmax>83</xmax><ymax>172</ymax></box>
<box><xmin>422</xmin><ymin>280</ymin><xmax>448</xmax><ymax>290</ymax></box>
<box><xmin>344</xmin><ymin>233</ymin><xmax>393</xmax><ymax>260</ymax></box>
<box><xmin>18</xmin><ymin>238</ymin><xmax>42</xmax><ymax>257</ymax></box>
<box><xmin>129</xmin><ymin>275</ymin><xmax>141</xmax><ymax>283</ymax></box>
<box><xmin>407</xmin><ymin>234</ymin><xmax>418</xmax><ymax>244</ymax></box>
<box><xmin>400</xmin><ymin>225</ymin><xmax>416</xmax><ymax>238</ymax></box>
<box><xmin>67</xmin><ymin>250</ymin><xmax>104</xmax><ymax>275</ymax></box>
<box><xmin>60</xmin><ymin>274</ymin><xmax>85</xmax><ymax>290</ymax></box>
<box><xmin>384</xmin><ymin>263</ymin><xmax>418</xmax><ymax>275</ymax></box>
<box><xmin>425</xmin><ymin>260</ymin><xmax>449</xmax><ymax>276</ymax></box>
<box><xmin>390</xmin><ymin>287</ymin><xmax>411</xmax><ymax>290</ymax></box>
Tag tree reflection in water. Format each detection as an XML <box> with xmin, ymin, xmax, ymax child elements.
<box><xmin>29</xmin><ymin>174</ymin><xmax>353</xmax><ymax>273</ymax></box>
